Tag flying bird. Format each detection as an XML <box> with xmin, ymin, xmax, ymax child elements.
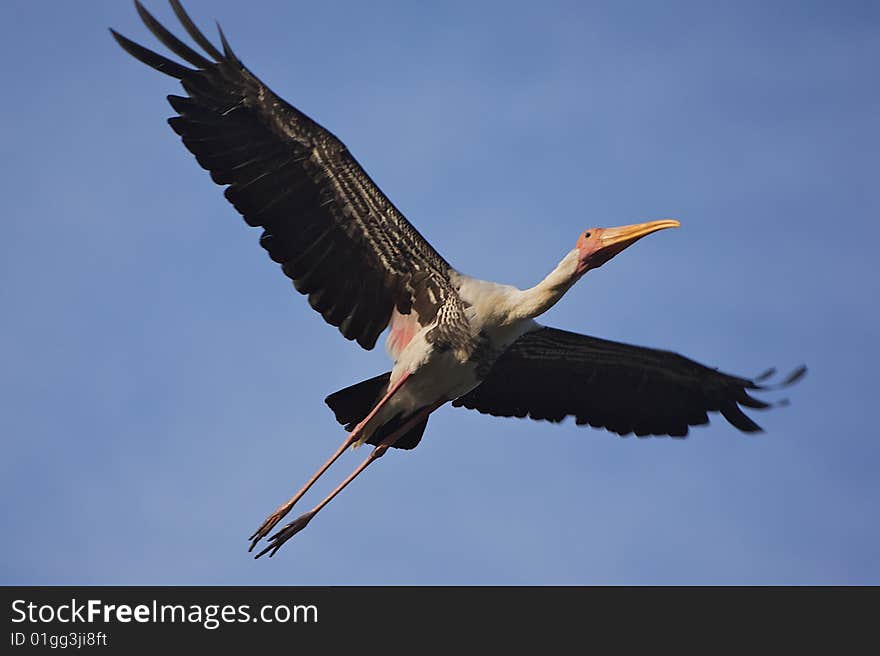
<box><xmin>112</xmin><ymin>1</ymin><xmax>805</xmax><ymax>558</ymax></box>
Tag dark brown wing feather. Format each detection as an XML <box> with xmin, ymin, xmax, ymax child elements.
<box><xmin>453</xmin><ymin>327</ymin><xmax>806</xmax><ymax>437</ymax></box>
<box><xmin>112</xmin><ymin>1</ymin><xmax>459</xmax><ymax>349</ymax></box>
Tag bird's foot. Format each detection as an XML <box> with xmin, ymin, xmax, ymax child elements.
<box><xmin>248</xmin><ymin>507</ymin><xmax>290</xmax><ymax>552</ymax></box>
<box><xmin>254</xmin><ymin>511</ymin><xmax>316</xmax><ymax>559</ymax></box>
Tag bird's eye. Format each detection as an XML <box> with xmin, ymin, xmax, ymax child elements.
<box><xmin>583</xmin><ymin>232</ymin><xmax>591</xmax><ymax>239</ymax></box>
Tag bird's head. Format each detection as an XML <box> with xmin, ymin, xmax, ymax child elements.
<box><xmin>575</xmin><ymin>219</ymin><xmax>680</xmax><ymax>276</ymax></box>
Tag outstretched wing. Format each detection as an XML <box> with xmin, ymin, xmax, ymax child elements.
<box><xmin>454</xmin><ymin>326</ymin><xmax>806</xmax><ymax>437</ymax></box>
<box><xmin>112</xmin><ymin>1</ymin><xmax>460</xmax><ymax>349</ymax></box>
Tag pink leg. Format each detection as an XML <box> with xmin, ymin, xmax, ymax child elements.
<box><xmin>248</xmin><ymin>372</ymin><xmax>412</xmax><ymax>551</ymax></box>
<box><xmin>254</xmin><ymin>400</ymin><xmax>445</xmax><ymax>559</ymax></box>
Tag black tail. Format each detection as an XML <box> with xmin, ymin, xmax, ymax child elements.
<box><xmin>324</xmin><ymin>372</ymin><xmax>429</xmax><ymax>450</ymax></box>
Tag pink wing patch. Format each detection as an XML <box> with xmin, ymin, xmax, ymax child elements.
<box><xmin>386</xmin><ymin>309</ymin><xmax>420</xmax><ymax>361</ymax></box>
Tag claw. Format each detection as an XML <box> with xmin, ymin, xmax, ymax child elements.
<box><xmin>248</xmin><ymin>509</ymin><xmax>288</xmax><ymax>552</ymax></box>
<box><xmin>255</xmin><ymin>511</ymin><xmax>316</xmax><ymax>559</ymax></box>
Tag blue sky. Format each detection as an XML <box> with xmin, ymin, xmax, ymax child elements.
<box><xmin>1</xmin><ymin>0</ymin><xmax>878</xmax><ymax>584</ymax></box>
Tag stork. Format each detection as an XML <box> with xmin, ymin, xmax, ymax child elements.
<box><xmin>112</xmin><ymin>1</ymin><xmax>805</xmax><ymax>559</ymax></box>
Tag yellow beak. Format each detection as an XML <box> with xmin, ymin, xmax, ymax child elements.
<box><xmin>600</xmin><ymin>219</ymin><xmax>680</xmax><ymax>250</ymax></box>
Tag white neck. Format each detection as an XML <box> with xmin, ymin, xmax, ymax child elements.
<box><xmin>506</xmin><ymin>249</ymin><xmax>580</xmax><ymax>323</ymax></box>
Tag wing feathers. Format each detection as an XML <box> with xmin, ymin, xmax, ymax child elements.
<box><xmin>110</xmin><ymin>29</ymin><xmax>193</xmax><ymax>79</ymax></box>
<box><xmin>114</xmin><ymin>2</ymin><xmax>461</xmax><ymax>350</ymax></box>
<box><xmin>215</xmin><ymin>22</ymin><xmax>240</xmax><ymax>64</ymax></box>
<box><xmin>134</xmin><ymin>1</ymin><xmax>213</xmax><ymax>69</ymax></box>
<box><xmin>168</xmin><ymin>0</ymin><xmax>224</xmax><ymax>61</ymax></box>
<box><xmin>455</xmin><ymin>327</ymin><xmax>805</xmax><ymax>438</ymax></box>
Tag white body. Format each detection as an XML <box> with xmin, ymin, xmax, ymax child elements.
<box><xmin>359</xmin><ymin>250</ymin><xmax>581</xmax><ymax>443</ymax></box>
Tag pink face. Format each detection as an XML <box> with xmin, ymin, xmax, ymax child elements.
<box><xmin>575</xmin><ymin>228</ymin><xmax>613</xmax><ymax>275</ymax></box>
<box><xmin>575</xmin><ymin>220</ymin><xmax>681</xmax><ymax>276</ymax></box>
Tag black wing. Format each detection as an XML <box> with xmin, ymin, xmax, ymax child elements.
<box><xmin>454</xmin><ymin>327</ymin><xmax>806</xmax><ymax>437</ymax></box>
<box><xmin>112</xmin><ymin>1</ymin><xmax>461</xmax><ymax>349</ymax></box>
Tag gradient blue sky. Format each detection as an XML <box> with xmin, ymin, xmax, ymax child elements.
<box><xmin>2</xmin><ymin>0</ymin><xmax>878</xmax><ymax>585</ymax></box>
